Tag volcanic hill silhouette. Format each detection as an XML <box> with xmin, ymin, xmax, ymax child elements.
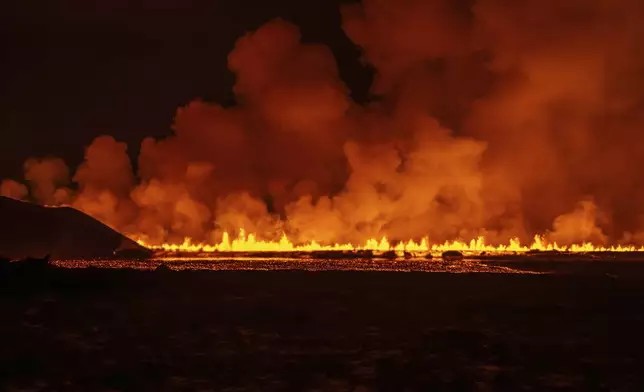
<box><xmin>0</xmin><ymin>196</ymin><xmax>151</xmax><ymax>260</ymax></box>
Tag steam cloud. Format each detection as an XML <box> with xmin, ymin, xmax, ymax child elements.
<box><xmin>3</xmin><ymin>0</ymin><xmax>644</xmax><ymax>246</ymax></box>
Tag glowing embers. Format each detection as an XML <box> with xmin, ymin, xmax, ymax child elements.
<box><xmin>134</xmin><ymin>229</ymin><xmax>644</xmax><ymax>255</ymax></box>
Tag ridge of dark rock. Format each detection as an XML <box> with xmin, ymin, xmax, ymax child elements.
<box><xmin>0</xmin><ymin>196</ymin><xmax>151</xmax><ymax>260</ymax></box>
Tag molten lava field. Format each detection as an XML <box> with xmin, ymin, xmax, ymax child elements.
<box><xmin>51</xmin><ymin>249</ymin><xmax>644</xmax><ymax>275</ymax></box>
<box><xmin>54</xmin><ymin>257</ymin><xmax>527</xmax><ymax>274</ymax></box>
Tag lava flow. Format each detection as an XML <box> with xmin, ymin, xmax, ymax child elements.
<box><xmin>134</xmin><ymin>229</ymin><xmax>644</xmax><ymax>255</ymax></box>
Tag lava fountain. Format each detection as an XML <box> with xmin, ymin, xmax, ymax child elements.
<box><xmin>134</xmin><ymin>229</ymin><xmax>644</xmax><ymax>256</ymax></box>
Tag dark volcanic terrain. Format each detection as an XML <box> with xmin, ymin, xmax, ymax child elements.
<box><xmin>2</xmin><ymin>266</ymin><xmax>644</xmax><ymax>391</ymax></box>
<box><xmin>0</xmin><ymin>196</ymin><xmax>150</xmax><ymax>260</ymax></box>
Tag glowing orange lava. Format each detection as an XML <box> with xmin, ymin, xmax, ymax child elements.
<box><xmin>134</xmin><ymin>228</ymin><xmax>644</xmax><ymax>255</ymax></box>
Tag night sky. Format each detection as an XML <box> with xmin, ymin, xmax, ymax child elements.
<box><xmin>1</xmin><ymin>0</ymin><xmax>369</xmax><ymax>180</ymax></box>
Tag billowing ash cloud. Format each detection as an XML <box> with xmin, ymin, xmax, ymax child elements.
<box><xmin>3</xmin><ymin>0</ymin><xmax>644</xmax><ymax>246</ymax></box>
<box><xmin>0</xmin><ymin>180</ymin><xmax>28</xmax><ymax>201</ymax></box>
<box><xmin>23</xmin><ymin>157</ymin><xmax>70</xmax><ymax>205</ymax></box>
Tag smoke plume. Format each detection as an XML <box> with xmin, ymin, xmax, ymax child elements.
<box><xmin>23</xmin><ymin>157</ymin><xmax>70</xmax><ymax>205</ymax></box>
<box><xmin>3</xmin><ymin>0</ymin><xmax>644</xmax><ymax>246</ymax></box>
<box><xmin>0</xmin><ymin>180</ymin><xmax>28</xmax><ymax>201</ymax></box>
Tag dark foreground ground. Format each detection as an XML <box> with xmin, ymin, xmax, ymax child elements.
<box><xmin>2</xmin><ymin>265</ymin><xmax>644</xmax><ymax>391</ymax></box>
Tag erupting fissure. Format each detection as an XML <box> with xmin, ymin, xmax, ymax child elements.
<box><xmin>3</xmin><ymin>0</ymin><xmax>644</xmax><ymax>254</ymax></box>
<box><xmin>134</xmin><ymin>229</ymin><xmax>644</xmax><ymax>255</ymax></box>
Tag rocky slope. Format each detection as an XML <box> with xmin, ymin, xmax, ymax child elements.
<box><xmin>0</xmin><ymin>196</ymin><xmax>150</xmax><ymax>260</ymax></box>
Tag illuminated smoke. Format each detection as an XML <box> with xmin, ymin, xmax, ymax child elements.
<box><xmin>545</xmin><ymin>200</ymin><xmax>608</xmax><ymax>245</ymax></box>
<box><xmin>4</xmin><ymin>0</ymin><xmax>644</xmax><ymax>247</ymax></box>
<box><xmin>0</xmin><ymin>180</ymin><xmax>28</xmax><ymax>201</ymax></box>
<box><xmin>71</xmin><ymin>136</ymin><xmax>137</xmax><ymax>230</ymax></box>
<box><xmin>23</xmin><ymin>157</ymin><xmax>70</xmax><ymax>205</ymax></box>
